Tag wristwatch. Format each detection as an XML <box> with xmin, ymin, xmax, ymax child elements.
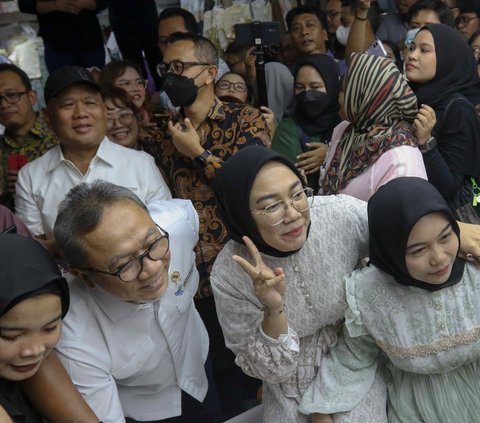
<box><xmin>418</xmin><ymin>137</ymin><xmax>436</xmax><ymax>153</ymax></box>
<box><xmin>194</xmin><ymin>149</ymin><xmax>212</xmax><ymax>167</ymax></box>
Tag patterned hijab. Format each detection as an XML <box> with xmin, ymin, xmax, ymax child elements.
<box><xmin>323</xmin><ymin>53</ymin><xmax>418</xmax><ymax>194</ymax></box>
<box><xmin>368</xmin><ymin>177</ymin><xmax>464</xmax><ymax>292</ymax></box>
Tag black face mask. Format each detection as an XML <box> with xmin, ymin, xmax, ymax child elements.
<box><xmin>295</xmin><ymin>90</ymin><xmax>330</xmax><ymax>118</ymax></box>
<box><xmin>163</xmin><ymin>73</ymin><xmax>199</xmax><ymax>107</ymax></box>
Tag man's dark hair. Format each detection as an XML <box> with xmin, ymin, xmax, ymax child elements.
<box><xmin>0</xmin><ymin>63</ymin><xmax>32</xmax><ymax>91</ymax></box>
<box><xmin>285</xmin><ymin>5</ymin><xmax>328</xmax><ymax>32</ymax></box>
<box><xmin>457</xmin><ymin>0</ymin><xmax>480</xmax><ymax>15</ymax></box>
<box><xmin>158</xmin><ymin>7</ymin><xmax>198</xmax><ymax>34</ymax></box>
<box><xmin>408</xmin><ymin>0</ymin><xmax>455</xmax><ymax>26</ymax></box>
<box><xmin>168</xmin><ymin>32</ymin><xmax>219</xmax><ymax>66</ymax></box>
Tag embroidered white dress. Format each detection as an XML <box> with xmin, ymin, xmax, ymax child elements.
<box><xmin>211</xmin><ymin>195</ymin><xmax>388</xmax><ymax>423</ymax></box>
<box><xmin>299</xmin><ymin>262</ymin><xmax>480</xmax><ymax>423</ymax></box>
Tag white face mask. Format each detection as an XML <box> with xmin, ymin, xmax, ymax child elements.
<box><xmin>336</xmin><ymin>25</ymin><xmax>351</xmax><ymax>46</ymax></box>
<box><xmin>405</xmin><ymin>28</ymin><xmax>420</xmax><ymax>49</ymax></box>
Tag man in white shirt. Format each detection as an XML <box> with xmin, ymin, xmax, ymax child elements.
<box><xmin>15</xmin><ymin>66</ymin><xmax>171</xmax><ymax>241</ymax></box>
<box><xmin>52</xmin><ymin>180</ymin><xmax>220</xmax><ymax>422</ymax></box>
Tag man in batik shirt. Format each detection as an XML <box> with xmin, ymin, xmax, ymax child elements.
<box><xmin>155</xmin><ymin>32</ymin><xmax>270</xmax><ymax>417</ymax></box>
<box><xmin>0</xmin><ymin>64</ymin><xmax>58</xmax><ymax>210</ymax></box>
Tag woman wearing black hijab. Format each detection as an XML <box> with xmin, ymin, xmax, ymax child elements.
<box><xmin>299</xmin><ymin>177</ymin><xmax>480</xmax><ymax>423</ymax></box>
<box><xmin>210</xmin><ymin>146</ymin><xmax>387</xmax><ymax>423</ymax></box>
<box><xmin>406</xmin><ymin>24</ymin><xmax>480</xmax><ymax>223</ymax></box>
<box><xmin>0</xmin><ymin>234</ymin><xmax>69</xmax><ymax>422</ymax></box>
<box><xmin>272</xmin><ymin>54</ymin><xmax>341</xmax><ymax>192</ymax></box>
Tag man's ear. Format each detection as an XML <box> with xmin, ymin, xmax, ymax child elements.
<box><xmin>69</xmin><ymin>268</ymin><xmax>96</xmax><ymax>288</ymax></box>
<box><xmin>206</xmin><ymin>65</ymin><xmax>218</xmax><ymax>85</ymax></box>
<box><xmin>27</xmin><ymin>89</ymin><xmax>37</xmax><ymax>107</ymax></box>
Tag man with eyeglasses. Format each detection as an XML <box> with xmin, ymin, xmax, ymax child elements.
<box><xmin>0</xmin><ymin>64</ymin><xmax>58</xmax><ymax>211</ymax></box>
<box><xmin>155</xmin><ymin>31</ymin><xmax>270</xmax><ymax>418</ymax></box>
<box><xmin>23</xmin><ymin>180</ymin><xmax>220</xmax><ymax>422</ymax></box>
<box><xmin>456</xmin><ymin>0</ymin><xmax>480</xmax><ymax>38</ymax></box>
<box><xmin>15</xmin><ymin>66</ymin><xmax>171</xmax><ymax>249</ymax></box>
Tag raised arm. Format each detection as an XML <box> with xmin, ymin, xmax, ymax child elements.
<box><xmin>21</xmin><ymin>352</ymin><xmax>99</xmax><ymax>423</ymax></box>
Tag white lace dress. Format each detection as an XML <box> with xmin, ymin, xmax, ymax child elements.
<box><xmin>299</xmin><ymin>262</ymin><xmax>480</xmax><ymax>423</ymax></box>
<box><xmin>211</xmin><ymin>195</ymin><xmax>388</xmax><ymax>422</ymax></box>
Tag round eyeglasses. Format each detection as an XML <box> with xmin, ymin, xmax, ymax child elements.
<box><xmin>217</xmin><ymin>80</ymin><xmax>247</xmax><ymax>92</ymax></box>
<box><xmin>106</xmin><ymin>110</ymin><xmax>136</xmax><ymax>129</ymax></box>
<box><xmin>79</xmin><ymin>227</ymin><xmax>169</xmax><ymax>282</ymax></box>
<box><xmin>156</xmin><ymin>60</ymin><xmax>210</xmax><ymax>77</ymax></box>
<box><xmin>251</xmin><ymin>187</ymin><xmax>314</xmax><ymax>226</ymax></box>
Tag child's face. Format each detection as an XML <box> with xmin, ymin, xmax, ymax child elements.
<box><xmin>405</xmin><ymin>212</ymin><xmax>458</xmax><ymax>284</ymax></box>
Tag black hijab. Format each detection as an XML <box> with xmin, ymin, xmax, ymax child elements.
<box><xmin>410</xmin><ymin>24</ymin><xmax>480</xmax><ymax>110</ymax></box>
<box><xmin>0</xmin><ymin>234</ymin><xmax>69</xmax><ymax>317</ymax></box>
<box><xmin>368</xmin><ymin>177</ymin><xmax>464</xmax><ymax>292</ymax></box>
<box><xmin>214</xmin><ymin>146</ymin><xmax>307</xmax><ymax>257</ymax></box>
<box><xmin>293</xmin><ymin>54</ymin><xmax>341</xmax><ymax>139</ymax></box>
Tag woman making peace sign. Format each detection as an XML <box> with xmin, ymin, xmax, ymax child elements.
<box><xmin>211</xmin><ymin>147</ymin><xmax>388</xmax><ymax>423</ymax></box>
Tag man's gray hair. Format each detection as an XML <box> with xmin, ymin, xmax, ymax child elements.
<box><xmin>54</xmin><ymin>180</ymin><xmax>148</xmax><ymax>268</ymax></box>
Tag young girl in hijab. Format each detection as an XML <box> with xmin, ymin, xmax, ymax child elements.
<box><xmin>299</xmin><ymin>177</ymin><xmax>480</xmax><ymax>423</ymax></box>
<box><xmin>0</xmin><ymin>234</ymin><xmax>69</xmax><ymax>422</ymax></box>
<box><xmin>321</xmin><ymin>53</ymin><xmax>427</xmax><ymax>201</ymax></box>
<box><xmin>406</xmin><ymin>24</ymin><xmax>480</xmax><ymax>223</ymax></box>
<box><xmin>272</xmin><ymin>54</ymin><xmax>341</xmax><ymax>192</ymax></box>
<box><xmin>211</xmin><ymin>146</ymin><xmax>388</xmax><ymax>423</ymax></box>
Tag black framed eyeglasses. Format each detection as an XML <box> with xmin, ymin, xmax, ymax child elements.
<box><xmin>216</xmin><ymin>80</ymin><xmax>247</xmax><ymax>92</ymax></box>
<box><xmin>156</xmin><ymin>60</ymin><xmax>210</xmax><ymax>77</ymax></box>
<box><xmin>79</xmin><ymin>226</ymin><xmax>170</xmax><ymax>282</ymax></box>
<box><xmin>0</xmin><ymin>91</ymin><xmax>27</xmax><ymax>105</ymax></box>
<box><xmin>456</xmin><ymin>15</ymin><xmax>479</xmax><ymax>26</ymax></box>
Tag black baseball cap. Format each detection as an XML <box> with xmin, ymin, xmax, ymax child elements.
<box><xmin>44</xmin><ymin>66</ymin><xmax>100</xmax><ymax>103</ymax></box>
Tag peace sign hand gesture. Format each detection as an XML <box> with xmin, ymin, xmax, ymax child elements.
<box><xmin>232</xmin><ymin>236</ymin><xmax>286</xmax><ymax>313</ymax></box>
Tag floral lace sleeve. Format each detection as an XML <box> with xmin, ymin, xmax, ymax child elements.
<box><xmin>211</xmin><ymin>251</ymin><xmax>300</xmax><ymax>383</ymax></box>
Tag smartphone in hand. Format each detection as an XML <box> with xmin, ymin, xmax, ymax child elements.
<box><xmin>7</xmin><ymin>154</ymin><xmax>28</xmax><ymax>172</ymax></box>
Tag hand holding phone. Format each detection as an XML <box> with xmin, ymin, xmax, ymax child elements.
<box><xmin>7</xmin><ymin>154</ymin><xmax>28</xmax><ymax>172</ymax></box>
<box><xmin>367</xmin><ymin>40</ymin><xmax>387</xmax><ymax>57</ymax></box>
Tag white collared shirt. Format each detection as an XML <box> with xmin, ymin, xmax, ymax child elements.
<box><xmin>55</xmin><ymin>200</ymin><xmax>209</xmax><ymax>423</ymax></box>
<box><xmin>15</xmin><ymin>137</ymin><xmax>171</xmax><ymax>239</ymax></box>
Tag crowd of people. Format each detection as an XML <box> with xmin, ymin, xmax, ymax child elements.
<box><xmin>1</xmin><ymin>0</ymin><xmax>480</xmax><ymax>422</ymax></box>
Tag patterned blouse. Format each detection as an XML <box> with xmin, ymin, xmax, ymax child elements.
<box><xmin>152</xmin><ymin>99</ymin><xmax>271</xmax><ymax>298</ymax></box>
<box><xmin>0</xmin><ymin>113</ymin><xmax>58</xmax><ymax>209</ymax></box>
<box><xmin>211</xmin><ymin>195</ymin><xmax>388</xmax><ymax>422</ymax></box>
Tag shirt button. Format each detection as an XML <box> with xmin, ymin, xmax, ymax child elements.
<box><xmin>308</xmin><ymin>305</ymin><xmax>313</xmax><ymax>310</ymax></box>
<box><xmin>438</xmin><ymin>323</ymin><xmax>446</xmax><ymax>330</ymax></box>
<box><xmin>435</xmin><ymin>303</ymin><xmax>442</xmax><ymax>311</ymax></box>
<box><xmin>294</xmin><ymin>266</ymin><xmax>299</xmax><ymax>272</ymax></box>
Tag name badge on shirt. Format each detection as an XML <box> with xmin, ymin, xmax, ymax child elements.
<box><xmin>171</xmin><ymin>271</ymin><xmax>184</xmax><ymax>296</ymax></box>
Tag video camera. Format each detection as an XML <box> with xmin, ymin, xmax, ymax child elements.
<box><xmin>234</xmin><ymin>21</ymin><xmax>281</xmax><ymax>107</ymax></box>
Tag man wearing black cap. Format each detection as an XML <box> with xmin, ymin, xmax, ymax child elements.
<box><xmin>15</xmin><ymin>66</ymin><xmax>171</xmax><ymax>245</ymax></box>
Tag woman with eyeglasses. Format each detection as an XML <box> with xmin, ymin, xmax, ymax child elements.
<box><xmin>214</xmin><ymin>72</ymin><xmax>276</xmax><ymax>136</ymax></box>
<box><xmin>210</xmin><ymin>146</ymin><xmax>388</xmax><ymax>423</ymax></box>
<box><xmin>102</xmin><ymin>87</ymin><xmax>164</xmax><ymax>165</ymax></box>
<box><xmin>99</xmin><ymin>60</ymin><xmax>154</xmax><ymax>127</ymax></box>
<box><xmin>406</xmin><ymin>24</ymin><xmax>480</xmax><ymax>223</ymax></box>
